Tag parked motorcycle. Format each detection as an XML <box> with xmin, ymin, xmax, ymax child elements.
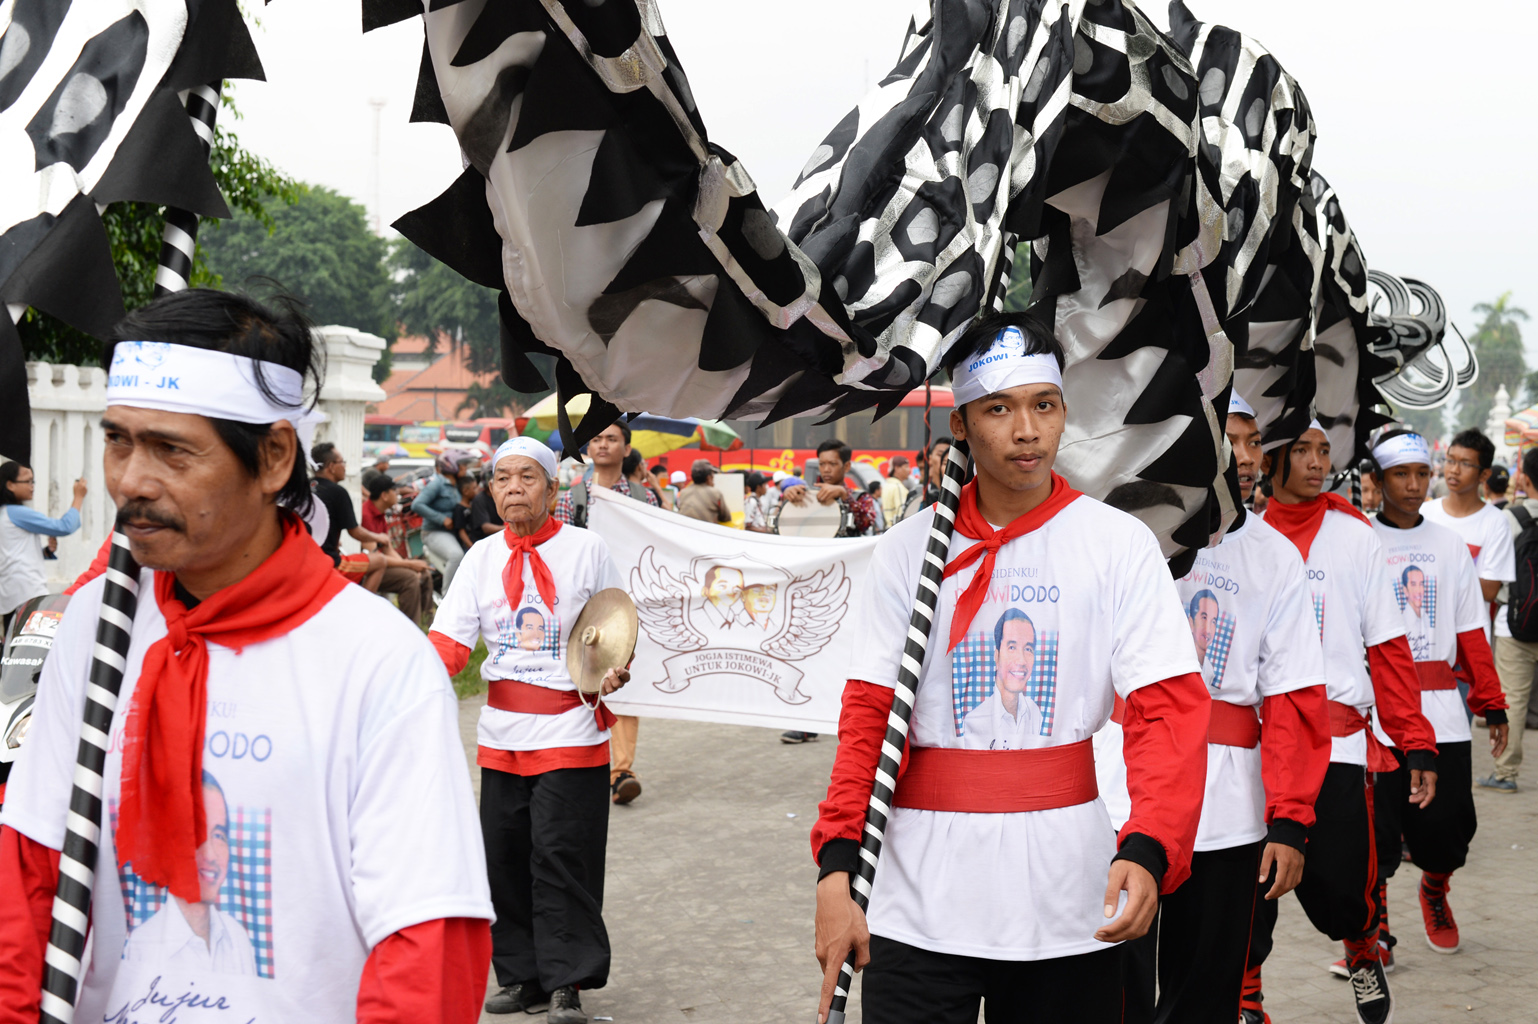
<box><xmin>0</xmin><ymin>593</ymin><xmax>69</xmax><ymax>807</ymax></box>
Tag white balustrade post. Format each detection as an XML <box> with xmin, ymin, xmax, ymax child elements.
<box><xmin>22</xmin><ymin>361</ymin><xmax>111</xmax><ymax>588</ymax></box>
<box><xmin>312</xmin><ymin>326</ymin><xmax>387</xmax><ymax>552</ymax></box>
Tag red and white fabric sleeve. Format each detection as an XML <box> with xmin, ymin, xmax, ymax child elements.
<box><xmin>0</xmin><ymin>826</ymin><xmax>61</xmax><ymax>1023</ymax></box>
<box><xmin>355</xmin><ymin>916</ymin><xmax>492</xmax><ymax>1024</ymax></box>
<box><xmin>1367</xmin><ymin>635</ymin><xmax>1438</xmax><ymax>770</ymax></box>
<box><xmin>1116</xmin><ymin>673</ymin><xmax>1210</xmax><ymax>894</ymax></box>
<box><xmin>1455</xmin><ymin>629</ymin><xmax>1509</xmax><ymax>723</ymax></box>
<box><xmin>429</xmin><ymin>631</ymin><xmax>472</xmax><ymax>677</ymax></box>
<box><xmin>1258</xmin><ymin>685</ymin><xmax>1330</xmax><ymax>850</ymax></box>
<box><xmin>810</xmin><ymin>680</ymin><xmax>900</xmax><ymax>879</ymax></box>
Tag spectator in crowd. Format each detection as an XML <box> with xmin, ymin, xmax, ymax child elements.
<box><xmin>651</xmin><ymin>464</ymin><xmax>676</xmax><ymax>510</ymax></box>
<box><xmin>676</xmin><ymin>460</ymin><xmax>731</xmax><ymax>524</ymax></box>
<box><xmin>867</xmin><ymin>479</ymin><xmax>886</xmax><ymax>532</ymax></box>
<box><xmin>669</xmin><ymin>469</ymin><xmax>687</xmax><ymax>497</ymax></box>
<box><xmin>882</xmin><ymin>455</ymin><xmax>913</xmax><ymax>527</ymax></box>
<box><xmin>556</xmin><ymin>423</ymin><xmax>659</xmax><ymax>528</ymax></box>
<box><xmin>918</xmin><ymin>436</ymin><xmax>955</xmax><ymax>508</ymax></box>
<box><xmin>1486</xmin><ymin>447</ymin><xmax>1538</xmax><ymax>793</ymax></box>
<box><xmin>1360</xmin><ymin>466</ymin><xmax>1382</xmax><ymax>513</ymax></box>
<box><xmin>452</xmin><ymin>475</ymin><xmax>482</xmax><ymax>551</ymax></box>
<box><xmin>470</xmin><ymin>470</ymin><xmax>504</xmax><ymax>538</ymax></box>
<box><xmin>1486</xmin><ymin>465</ymin><xmax>1511</xmax><ymax>509</ymax></box>
<box><xmin>779</xmin><ymin>440</ymin><xmax>876</xmax><ymax>537</ymax></box>
<box><xmin>359</xmin><ymin>475</ymin><xmax>436</xmax><ymax>627</ymax></box>
<box><xmin>310</xmin><ymin>443</ymin><xmax>392</xmax><ymax>591</ymax></box>
<box><xmin>0</xmin><ymin>463</ymin><xmax>86</xmax><ymax>634</ymax></box>
<box><xmin>744</xmin><ymin>472</ymin><xmax>772</xmax><ymax>532</ymax></box>
<box><xmin>361</xmin><ymin>453</ymin><xmax>392</xmax><ymax>493</ymax></box>
<box><xmin>412</xmin><ymin>450</ymin><xmax>475</xmax><ymax>590</ymax></box>
<box><xmin>626</xmin><ymin>450</ymin><xmax>664</xmax><ymax>507</ymax></box>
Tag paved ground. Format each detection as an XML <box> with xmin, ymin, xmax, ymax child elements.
<box><xmin>460</xmin><ymin>697</ymin><xmax>1537</xmax><ymax>1023</ymax></box>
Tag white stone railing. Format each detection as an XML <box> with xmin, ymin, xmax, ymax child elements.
<box><xmin>13</xmin><ymin>326</ymin><xmax>385</xmax><ymax>587</ymax></box>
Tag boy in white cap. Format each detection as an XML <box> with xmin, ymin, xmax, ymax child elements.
<box><xmin>811</xmin><ymin>312</ymin><xmax>1210</xmax><ymax>1024</ymax></box>
<box><xmin>1244</xmin><ymin>419</ymin><xmax>1438</xmax><ymax>1024</ymax></box>
<box><xmin>1365</xmin><ymin>429</ymin><xmax>1507</xmax><ymax>963</ymax></box>
<box><xmin>1096</xmin><ymin>391</ymin><xmax>1331</xmax><ymax>1024</ymax></box>
<box><xmin>429</xmin><ymin>437</ymin><xmax>631</xmax><ymax>1022</ymax></box>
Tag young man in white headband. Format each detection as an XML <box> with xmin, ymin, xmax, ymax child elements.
<box><xmin>429</xmin><ymin>436</ymin><xmax>630</xmax><ymax>1022</ymax></box>
<box><xmin>0</xmin><ymin>290</ymin><xmax>494</xmax><ymax>1022</ymax></box>
<box><xmin>811</xmin><ymin>312</ymin><xmax>1210</xmax><ymax>1024</ymax></box>
<box><xmin>1096</xmin><ymin>389</ymin><xmax>1331</xmax><ymax>1024</ymax></box>
<box><xmin>1243</xmin><ymin>420</ymin><xmax>1438</xmax><ymax>1024</ymax></box>
<box><xmin>1365</xmin><ymin>429</ymin><xmax>1507</xmax><ymax>966</ymax></box>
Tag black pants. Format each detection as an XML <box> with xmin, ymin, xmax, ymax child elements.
<box><xmin>862</xmin><ymin>934</ymin><xmax>1124</xmax><ymax>1023</ymax></box>
<box><xmin>1249</xmin><ymin>761</ymin><xmax>1378</xmax><ymax>973</ymax></box>
<box><xmin>481</xmin><ymin>765</ymin><xmax>611</xmax><ymax>992</ymax></box>
<box><xmin>1122</xmin><ymin>843</ymin><xmax>1262</xmax><ymax>1024</ymax></box>
<box><xmin>1375</xmin><ymin>741</ymin><xmax>1475</xmax><ymax>878</ymax></box>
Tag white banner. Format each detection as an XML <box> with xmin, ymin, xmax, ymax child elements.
<box><xmin>588</xmin><ymin>486</ymin><xmax>879</xmax><ymax>733</ymax></box>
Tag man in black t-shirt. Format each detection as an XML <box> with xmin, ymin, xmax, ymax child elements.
<box><xmin>470</xmin><ymin>478</ymin><xmax>504</xmax><ymax>539</ymax></box>
<box><xmin>311</xmin><ymin>443</ymin><xmax>393</xmax><ymax>588</ymax></box>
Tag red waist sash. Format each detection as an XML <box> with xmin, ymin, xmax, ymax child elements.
<box><xmin>1111</xmin><ymin>694</ymin><xmax>1259</xmax><ymax>748</ymax></box>
<box><xmin>1414</xmin><ymin>661</ymin><xmax>1456</xmax><ymax>691</ymax></box>
<box><xmin>488</xmin><ymin>679</ymin><xmax>615</xmax><ymax>731</ymax></box>
<box><xmin>893</xmin><ymin>739</ymin><xmax>1098</xmax><ymax>813</ymax></box>
<box><xmin>1327</xmin><ymin>700</ymin><xmax>1396</xmax><ymax>772</ymax></box>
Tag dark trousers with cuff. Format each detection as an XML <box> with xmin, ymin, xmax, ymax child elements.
<box><xmin>481</xmin><ymin>765</ymin><xmax>611</xmax><ymax>992</ymax></box>
<box><xmin>862</xmin><ymin>934</ymin><xmax>1124</xmax><ymax>1024</ymax></box>
<box><xmin>1122</xmin><ymin>842</ymin><xmax>1262</xmax><ymax>1024</ymax></box>
<box><xmin>1249</xmin><ymin>761</ymin><xmax>1378</xmax><ymax>975</ymax></box>
<box><xmin>1374</xmin><ymin>741</ymin><xmax>1475</xmax><ymax>879</ymax></box>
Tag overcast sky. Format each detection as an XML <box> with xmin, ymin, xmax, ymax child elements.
<box><xmin>229</xmin><ymin>0</ymin><xmax>1533</xmax><ymax>353</ymax></box>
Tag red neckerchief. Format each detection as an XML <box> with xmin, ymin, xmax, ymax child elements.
<box><xmin>502</xmin><ymin>516</ymin><xmax>562</xmax><ymax>611</ymax></box>
<box><xmin>942</xmin><ymin>474</ymin><xmax>1082</xmax><ymax>652</ymax></box>
<box><xmin>116</xmin><ymin>516</ymin><xmax>347</xmax><ymax>902</ymax></box>
<box><xmin>1263</xmin><ymin>492</ymin><xmax>1371</xmax><ymax>561</ymax></box>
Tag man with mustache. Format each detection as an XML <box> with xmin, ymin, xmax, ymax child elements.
<box><xmin>0</xmin><ymin>290</ymin><xmax>493</xmax><ymax>1023</ymax></box>
<box><xmin>1096</xmin><ymin>392</ymin><xmax>1330</xmax><ymax>1024</ymax></box>
<box><xmin>811</xmin><ymin>312</ymin><xmax>1209</xmax><ymax>1024</ymax></box>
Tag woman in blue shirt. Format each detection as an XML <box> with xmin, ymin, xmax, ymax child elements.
<box><xmin>0</xmin><ymin>462</ymin><xmax>87</xmax><ymax>633</ymax></box>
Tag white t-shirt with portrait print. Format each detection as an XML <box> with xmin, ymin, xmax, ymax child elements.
<box><xmin>0</xmin><ymin>573</ymin><xmax>492</xmax><ymax>1024</ymax></box>
<box><xmin>431</xmin><ymin>524</ymin><xmax>622</xmax><ymax>752</ymax></box>
<box><xmin>1371</xmin><ymin>516</ymin><xmax>1486</xmax><ymax>744</ymax></box>
<box><xmin>1096</xmin><ymin>511</ymin><xmax>1325</xmax><ymax>851</ymax></box>
<box><xmin>845</xmin><ymin>495</ymin><xmax>1198</xmax><ymax>961</ymax></box>
<box><xmin>1259</xmin><ymin>506</ymin><xmax>1406</xmax><ymax>766</ymax></box>
<box><xmin>1421</xmin><ymin>499</ymin><xmax>1514</xmax><ymax>638</ymax></box>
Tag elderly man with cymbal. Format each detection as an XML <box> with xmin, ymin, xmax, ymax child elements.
<box><xmin>430</xmin><ymin>437</ymin><xmax>630</xmax><ymax>1023</ymax></box>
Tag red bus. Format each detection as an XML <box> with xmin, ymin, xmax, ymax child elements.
<box><xmin>689</xmin><ymin>386</ymin><xmax>955</xmax><ymax>479</ymax></box>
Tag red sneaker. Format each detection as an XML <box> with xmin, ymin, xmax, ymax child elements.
<box><xmin>1239</xmin><ymin>964</ymin><xmax>1271</xmax><ymax>1024</ymax></box>
<box><xmin>1420</xmin><ymin>872</ymin><xmax>1461</xmax><ymax>953</ymax></box>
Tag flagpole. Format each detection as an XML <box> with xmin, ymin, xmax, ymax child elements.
<box><xmin>824</xmin><ymin>440</ymin><xmax>969</xmax><ymax>1024</ymax></box>
<box><xmin>38</xmin><ymin>81</ymin><xmax>221</xmax><ymax>1024</ymax></box>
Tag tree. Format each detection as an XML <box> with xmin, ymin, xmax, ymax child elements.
<box><xmin>1001</xmin><ymin>240</ymin><xmax>1033</xmax><ymax>312</ymax></box>
<box><xmin>1459</xmin><ymin>292</ymin><xmax>1528</xmax><ymax>431</ymax></box>
<box><xmin>17</xmin><ymin>93</ymin><xmax>302</xmax><ymax>366</ymax></box>
<box><xmin>1387</xmin><ymin>401</ymin><xmax>1446</xmax><ymax>442</ymax></box>
<box><xmin>390</xmin><ymin>239</ymin><xmax>501</xmax><ymax>375</ymax></box>
<box><xmin>200</xmin><ymin>185</ymin><xmax>393</xmax><ymax>344</ymax></box>
<box><xmin>457</xmin><ymin>379</ymin><xmax>521</xmax><ymax>419</ymax></box>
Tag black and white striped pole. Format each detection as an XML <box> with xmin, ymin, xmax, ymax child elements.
<box><xmin>824</xmin><ymin>440</ymin><xmax>970</xmax><ymax>1024</ymax></box>
<box><xmin>39</xmin><ymin>81</ymin><xmax>220</xmax><ymax>1024</ymax></box>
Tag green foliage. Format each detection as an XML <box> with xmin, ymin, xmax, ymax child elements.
<box><xmin>457</xmin><ymin>379</ymin><xmax>520</xmax><ymax>419</ymax></box>
<box><xmin>1388</xmin><ymin>402</ymin><xmax>1446</xmax><ymax>442</ymax></box>
<box><xmin>390</xmin><ymin>239</ymin><xmax>502</xmax><ymax>376</ymax></box>
<box><xmin>452</xmin><ymin>639</ymin><xmax>488</xmax><ymax>699</ymax></box>
<box><xmin>1459</xmin><ymin>292</ymin><xmax>1529</xmax><ymax>431</ymax></box>
<box><xmin>17</xmin><ymin>92</ymin><xmax>300</xmax><ymax>366</ymax></box>
<box><xmin>200</xmin><ymin>185</ymin><xmax>394</xmax><ymax>342</ymax></box>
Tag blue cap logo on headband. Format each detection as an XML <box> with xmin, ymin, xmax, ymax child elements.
<box><xmin>965</xmin><ymin>327</ymin><xmax>1027</xmax><ymax>373</ymax></box>
<box><xmin>120</xmin><ymin>341</ymin><xmax>170</xmax><ymax>369</ymax></box>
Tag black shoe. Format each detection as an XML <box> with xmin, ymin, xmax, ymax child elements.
<box><xmin>611</xmin><ymin>771</ymin><xmax>642</xmax><ymax>805</ymax></box>
<box><xmin>1347</xmin><ymin>957</ymin><xmax>1392</xmax><ymax>1024</ymax></box>
<box><xmin>546</xmin><ymin>986</ymin><xmax>586</xmax><ymax>1024</ymax></box>
<box><xmin>485</xmin><ymin>982</ymin><xmax>547</xmax><ymax>1014</ymax></box>
<box><xmin>780</xmin><ymin>731</ymin><xmax>819</xmax><ymax>744</ymax></box>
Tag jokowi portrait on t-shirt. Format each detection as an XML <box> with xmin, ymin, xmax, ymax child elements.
<box><xmin>961</xmin><ymin>609</ymin><xmax>1044</xmax><ymax>749</ymax></box>
<box><xmin>120</xmin><ymin>770</ymin><xmax>260</xmax><ymax>977</ymax></box>
<box><xmin>1396</xmin><ymin>565</ymin><xmax>1434</xmax><ymax>661</ymax></box>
